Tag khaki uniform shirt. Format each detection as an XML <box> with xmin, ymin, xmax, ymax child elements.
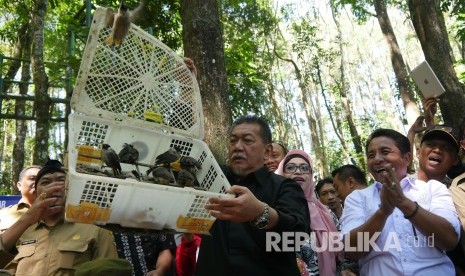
<box><xmin>3</xmin><ymin>220</ymin><xmax>117</xmax><ymax>276</ymax></box>
<box><xmin>450</xmin><ymin>172</ymin><xmax>465</xmax><ymax>229</ymax></box>
<box><xmin>0</xmin><ymin>202</ymin><xmax>30</xmax><ymax>232</ymax></box>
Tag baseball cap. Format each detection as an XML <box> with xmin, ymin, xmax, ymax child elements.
<box><xmin>421</xmin><ymin>125</ymin><xmax>460</xmax><ymax>152</ymax></box>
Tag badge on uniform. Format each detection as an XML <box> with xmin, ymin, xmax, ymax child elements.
<box><xmin>20</xmin><ymin>239</ymin><xmax>37</xmax><ymax>245</ymax></box>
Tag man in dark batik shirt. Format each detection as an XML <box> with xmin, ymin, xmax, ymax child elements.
<box><xmin>114</xmin><ymin>233</ymin><xmax>175</xmax><ymax>276</ymax></box>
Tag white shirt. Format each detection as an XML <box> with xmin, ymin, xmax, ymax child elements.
<box><xmin>341</xmin><ymin>176</ymin><xmax>460</xmax><ymax>276</ymax></box>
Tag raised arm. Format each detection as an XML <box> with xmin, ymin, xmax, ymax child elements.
<box><xmin>0</xmin><ymin>183</ymin><xmax>64</xmax><ymax>252</ymax></box>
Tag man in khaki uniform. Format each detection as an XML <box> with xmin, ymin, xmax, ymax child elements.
<box><xmin>0</xmin><ymin>160</ymin><xmax>118</xmax><ymax>275</ymax></box>
<box><xmin>0</xmin><ymin>166</ymin><xmax>41</xmax><ymax>232</ymax></box>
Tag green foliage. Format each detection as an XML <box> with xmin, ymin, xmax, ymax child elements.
<box><xmin>222</xmin><ymin>0</ymin><xmax>277</xmax><ymax>118</ymax></box>
<box><xmin>331</xmin><ymin>0</ymin><xmax>373</xmax><ymax>23</ymax></box>
<box><xmin>0</xmin><ymin>171</ymin><xmax>14</xmax><ymax>195</ymax></box>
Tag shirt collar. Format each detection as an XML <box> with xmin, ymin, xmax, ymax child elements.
<box><xmin>35</xmin><ymin>217</ymin><xmax>68</xmax><ymax>230</ymax></box>
<box><xmin>226</xmin><ymin>166</ymin><xmax>269</xmax><ymax>187</ymax></box>
<box><xmin>374</xmin><ymin>175</ymin><xmax>414</xmax><ymax>191</ymax></box>
<box><xmin>16</xmin><ymin>201</ymin><xmax>31</xmax><ymax>210</ymax></box>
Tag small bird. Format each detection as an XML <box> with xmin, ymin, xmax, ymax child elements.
<box><xmin>180</xmin><ymin>156</ymin><xmax>202</xmax><ymax>173</ymax></box>
<box><xmin>155</xmin><ymin>147</ymin><xmax>181</xmax><ymax>167</ymax></box>
<box><xmin>118</xmin><ymin>143</ymin><xmax>139</xmax><ymax>164</ymax></box>
<box><xmin>152</xmin><ymin>166</ymin><xmax>174</xmax><ymax>185</ymax></box>
<box><xmin>105</xmin><ymin>1</ymin><xmax>145</xmax><ymax>49</ymax></box>
<box><xmin>118</xmin><ymin>143</ymin><xmax>140</xmax><ymax>174</ymax></box>
<box><xmin>177</xmin><ymin>169</ymin><xmax>200</xmax><ymax>188</ymax></box>
<box><xmin>101</xmin><ymin>144</ymin><xmax>122</xmax><ymax>176</ymax></box>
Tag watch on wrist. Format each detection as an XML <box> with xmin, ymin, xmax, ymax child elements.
<box><xmin>251</xmin><ymin>203</ymin><xmax>270</xmax><ymax>229</ymax></box>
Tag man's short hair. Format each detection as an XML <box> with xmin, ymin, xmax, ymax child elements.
<box><xmin>230</xmin><ymin>115</ymin><xmax>272</xmax><ymax>144</ymax></box>
<box><xmin>365</xmin><ymin>128</ymin><xmax>411</xmax><ymax>155</ymax></box>
<box><xmin>273</xmin><ymin>141</ymin><xmax>288</xmax><ymax>155</ymax></box>
<box><xmin>315</xmin><ymin>177</ymin><xmax>333</xmax><ymax>196</ymax></box>
<box><xmin>18</xmin><ymin>165</ymin><xmax>42</xmax><ymax>182</ymax></box>
<box><xmin>331</xmin><ymin>164</ymin><xmax>367</xmax><ymax>186</ymax></box>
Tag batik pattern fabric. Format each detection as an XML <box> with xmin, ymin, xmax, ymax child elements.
<box><xmin>114</xmin><ymin>233</ymin><xmax>175</xmax><ymax>276</ymax></box>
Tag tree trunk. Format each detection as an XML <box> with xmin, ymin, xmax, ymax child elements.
<box><xmin>278</xmin><ymin>73</ymin><xmax>302</xmax><ymax>149</ymax></box>
<box><xmin>31</xmin><ymin>0</ymin><xmax>50</xmax><ymax>165</ymax></box>
<box><xmin>12</xmin><ymin>22</ymin><xmax>33</xmax><ymax>188</ymax></box>
<box><xmin>408</xmin><ymin>0</ymin><xmax>465</xmax><ymax>129</ymax></box>
<box><xmin>264</xmin><ymin>41</ymin><xmax>287</xmax><ymax>143</ymax></box>
<box><xmin>330</xmin><ymin>3</ymin><xmax>365</xmax><ymax>167</ymax></box>
<box><xmin>180</xmin><ymin>0</ymin><xmax>232</xmax><ymax>165</ymax></box>
<box><xmin>1</xmin><ymin>120</ymin><xmax>13</xmax><ymax>192</ymax></box>
<box><xmin>274</xmin><ymin>52</ymin><xmax>327</xmax><ymax>175</ymax></box>
<box><xmin>312</xmin><ymin>80</ymin><xmax>329</xmax><ymax>177</ymax></box>
<box><xmin>374</xmin><ymin>0</ymin><xmax>419</xmax><ymax>127</ymax></box>
<box><xmin>2</xmin><ymin>24</ymin><xmax>29</xmax><ymax>94</ymax></box>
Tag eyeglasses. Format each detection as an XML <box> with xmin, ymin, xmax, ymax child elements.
<box><xmin>284</xmin><ymin>163</ymin><xmax>312</xmax><ymax>174</ymax></box>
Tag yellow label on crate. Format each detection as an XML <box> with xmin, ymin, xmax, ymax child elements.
<box><xmin>176</xmin><ymin>215</ymin><xmax>215</xmax><ymax>233</ymax></box>
<box><xmin>66</xmin><ymin>202</ymin><xmax>112</xmax><ymax>224</ymax></box>
<box><xmin>143</xmin><ymin>110</ymin><xmax>163</xmax><ymax>123</ymax></box>
<box><xmin>77</xmin><ymin>145</ymin><xmax>102</xmax><ymax>158</ymax></box>
<box><xmin>76</xmin><ymin>146</ymin><xmax>102</xmax><ymax>166</ymax></box>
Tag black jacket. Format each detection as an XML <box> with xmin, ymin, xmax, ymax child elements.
<box><xmin>195</xmin><ymin>166</ymin><xmax>310</xmax><ymax>276</ymax></box>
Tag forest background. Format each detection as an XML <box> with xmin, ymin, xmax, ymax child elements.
<box><xmin>1</xmin><ymin>0</ymin><xmax>465</xmax><ymax>194</ymax></box>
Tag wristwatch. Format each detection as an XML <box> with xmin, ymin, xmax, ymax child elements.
<box><xmin>251</xmin><ymin>203</ymin><xmax>270</xmax><ymax>229</ymax></box>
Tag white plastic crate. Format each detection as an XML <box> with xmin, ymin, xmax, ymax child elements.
<box><xmin>71</xmin><ymin>7</ymin><xmax>204</xmax><ymax>139</ymax></box>
<box><xmin>65</xmin><ymin>113</ymin><xmax>232</xmax><ymax>234</ymax></box>
<box><xmin>65</xmin><ymin>7</ymin><xmax>232</xmax><ymax>234</ymax></box>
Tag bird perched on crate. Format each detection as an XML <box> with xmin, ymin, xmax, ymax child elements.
<box><xmin>151</xmin><ymin>166</ymin><xmax>175</xmax><ymax>185</ymax></box>
<box><xmin>180</xmin><ymin>156</ymin><xmax>202</xmax><ymax>174</ymax></box>
<box><xmin>155</xmin><ymin>147</ymin><xmax>181</xmax><ymax>167</ymax></box>
<box><xmin>177</xmin><ymin>168</ymin><xmax>201</xmax><ymax>188</ymax></box>
<box><xmin>147</xmin><ymin>146</ymin><xmax>181</xmax><ymax>186</ymax></box>
<box><xmin>118</xmin><ymin>143</ymin><xmax>140</xmax><ymax>174</ymax></box>
<box><xmin>118</xmin><ymin>143</ymin><xmax>139</xmax><ymax>163</ymax></box>
<box><xmin>105</xmin><ymin>0</ymin><xmax>145</xmax><ymax>49</ymax></box>
<box><xmin>101</xmin><ymin>144</ymin><xmax>122</xmax><ymax>176</ymax></box>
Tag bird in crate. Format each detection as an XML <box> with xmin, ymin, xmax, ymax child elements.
<box><xmin>101</xmin><ymin>144</ymin><xmax>122</xmax><ymax>176</ymax></box>
<box><xmin>177</xmin><ymin>169</ymin><xmax>202</xmax><ymax>189</ymax></box>
<box><xmin>105</xmin><ymin>0</ymin><xmax>145</xmax><ymax>49</ymax></box>
<box><xmin>118</xmin><ymin>143</ymin><xmax>140</xmax><ymax>174</ymax></box>
<box><xmin>179</xmin><ymin>156</ymin><xmax>202</xmax><ymax>174</ymax></box>
<box><xmin>146</xmin><ymin>146</ymin><xmax>181</xmax><ymax>183</ymax></box>
<box><xmin>151</xmin><ymin>166</ymin><xmax>175</xmax><ymax>185</ymax></box>
<box><xmin>155</xmin><ymin>146</ymin><xmax>182</xmax><ymax>166</ymax></box>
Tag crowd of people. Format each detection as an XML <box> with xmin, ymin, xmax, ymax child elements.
<box><xmin>0</xmin><ymin>57</ymin><xmax>464</xmax><ymax>275</ymax></box>
<box><xmin>1</xmin><ymin>109</ymin><xmax>463</xmax><ymax>276</ymax></box>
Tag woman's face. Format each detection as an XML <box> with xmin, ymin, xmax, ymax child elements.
<box><xmin>283</xmin><ymin>157</ymin><xmax>313</xmax><ymax>191</ymax></box>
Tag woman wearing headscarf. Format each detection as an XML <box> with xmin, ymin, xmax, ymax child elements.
<box><xmin>276</xmin><ymin>149</ymin><xmax>341</xmax><ymax>276</ymax></box>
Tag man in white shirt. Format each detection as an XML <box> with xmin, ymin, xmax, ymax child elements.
<box><xmin>341</xmin><ymin>128</ymin><xmax>460</xmax><ymax>275</ymax></box>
